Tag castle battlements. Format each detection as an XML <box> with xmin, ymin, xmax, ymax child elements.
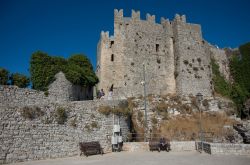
<box><xmin>97</xmin><ymin>9</ymin><xmax>229</xmax><ymax>99</ymax></box>
<box><xmin>114</xmin><ymin>9</ymin><xmax>187</xmax><ymax>28</ymax></box>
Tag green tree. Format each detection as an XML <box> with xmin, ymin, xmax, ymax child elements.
<box><xmin>10</xmin><ymin>73</ymin><xmax>30</xmax><ymax>88</ymax></box>
<box><xmin>211</xmin><ymin>58</ymin><xmax>231</xmax><ymax>97</ymax></box>
<box><xmin>0</xmin><ymin>67</ymin><xmax>9</xmax><ymax>85</ymax></box>
<box><xmin>30</xmin><ymin>51</ymin><xmax>98</xmax><ymax>90</ymax></box>
<box><xmin>229</xmin><ymin>42</ymin><xmax>250</xmax><ymax>117</ymax></box>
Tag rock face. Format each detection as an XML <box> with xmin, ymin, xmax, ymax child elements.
<box><xmin>96</xmin><ymin>9</ymin><xmax>230</xmax><ymax>98</ymax></box>
<box><xmin>0</xmin><ymin>101</ymin><xmax>129</xmax><ymax>164</ymax></box>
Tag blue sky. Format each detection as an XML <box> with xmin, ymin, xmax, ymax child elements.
<box><xmin>0</xmin><ymin>0</ymin><xmax>250</xmax><ymax>76</ymax></box>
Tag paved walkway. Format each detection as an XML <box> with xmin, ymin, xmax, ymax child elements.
<box><xmin>11</xmin><ymin>151</ymin><xmax>250</xmax><ymax>165</ymax></box>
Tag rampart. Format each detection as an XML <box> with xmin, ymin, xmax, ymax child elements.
<box><xmin>0</xmin><ymin>86</ymin><xmax>129</xmax><ymax>164</ymax></box>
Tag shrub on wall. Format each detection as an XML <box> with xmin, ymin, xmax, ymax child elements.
<box><xmin>56</xmin><ymin>107</ymin><xmax>67</xmax><ymax>124</ymax></box>
<box><xmin>98</xmin><ymin>101</ymin><xmax>132</xmax><ymax>117</ymax></box>
<box><xmin>211</xmin><ymin>58</ymin><xmax>231</xmax><ymax>97</ymax></box>
<box><xmin>0</xmin><ymin>67</ymin><xmax>9</xmax><ymax>85</ymax></box>
<box><xmin>21</xmin><ymin>106</ymin><xmax>44</xmax><ymax>120</ymax></box>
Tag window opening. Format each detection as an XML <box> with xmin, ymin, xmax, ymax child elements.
<box><xmin>156</xmin><ymin>44</ymin><xmax>159</xmax><ymax>52</ymax></box>
<box><xmin>111</xmin><ymin>54</ymin><xmax>114</xmax><ymax>61</ymax></box>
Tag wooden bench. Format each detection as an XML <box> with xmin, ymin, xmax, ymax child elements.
<box><xmin>79</xmin><ymin>141</ymin><xmax>104</xmax><ymax>156</ymax></box>
<box><xmin>149</xmin><ymin>139</ymin><xmax>171</xmax><ymax>152</ymax></box>
<box><xmin>149</xmin><ymin>141</ymin><xmax>160</xmax><ymax>152</ymax></box>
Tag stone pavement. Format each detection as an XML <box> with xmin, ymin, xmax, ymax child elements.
<box><xmin>10</xmin><ymin>151</ymin><xmax>250</xmax><ymax>165</ymax></box>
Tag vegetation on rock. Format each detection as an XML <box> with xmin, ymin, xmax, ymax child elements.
<box><xmin>56</xmin><ymin>107</ymin><xmax>67</xmax><ymax>124</ymax></box>
<box><xmin>211</xmin><ymin>42</ymin><xmax>250</xmax><ymax>117</ymax></box>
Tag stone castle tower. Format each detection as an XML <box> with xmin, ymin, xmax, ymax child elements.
<box><xmin>96</xmin><ymin>9</ymin><xmax>230</xmax><ymax>98</ymax></box>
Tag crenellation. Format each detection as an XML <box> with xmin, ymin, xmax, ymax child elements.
<box><xmin>181</xmin><ymin>15</ymin><xmax>186</xmax><ymax>23</ymax></box>
<box><xmin>174</xmin><ymin>14</ymin><xmax>181</xmax><ymax>22</ymax></box>
<box><xmin>146</xmin><ymin>13</ymin><xmax>155</xmax><ymax>23</ymax></box>
<box><xmin>131</xmin><ymin>10</ymin><xmax>140</xmax><ymax>21</ymax></box>
<box><xmin>101</xmin><ymin>31</ymin><xmax>110</xmax><ymax>41</ymax></box>
<box><xmin>114</xmin><ymin>9</ymin><xmax>123</xmax><ymax>22</ymax></box>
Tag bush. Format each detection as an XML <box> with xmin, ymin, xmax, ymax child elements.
<box><xmin>0</xmin><ymin>68</ymin><xmax>9</xmax><ymax>85</ymax></box>
<box><xmin>44</xmin><ymin>91</ymin><xmax>49</xmax><ymax>97</ymax></box>
<box><xmin>137</xmin><ymin>111</ymin><xmax>144</xmax><ymax>123</ymax></box>
<box><xmin>151</xmin><ymin>116</ymin><xmax>158</xmax><ymax>125</ymax></box>
<box><xmin>155</xmin><ymin>101</ymin><xmax>168</xmax><ymax>112</ymax></box>
<box><xmin>21</xmin><ymin>106</ymin><xmax>44</xmax><ymax>120</ymax></box>
<box><xmin>91</xmin><ymin>121</ymin><xmax>98</xmax><ymax>128</ymax></box>
<box><xmin>10</xmin><ymin>73</ymin><xmax>30</xmax><ymax>88</ymax></box>
<box><xmin>211</xmin><ymin>58</ymin><xmax>231</xmax><ymax>97</ymax></box>
<box><xmin>98</xmin><ymin>102</ymin><xmax>132</xmax><ymax>117</ymax></box>
<box><xmin>98</xmin><ymin>106</ymin><xmax>112</xmax><ymax>116</ymax></box>
<box><xmin>30</xmin><ymin>51</ymin><xmax>98</xmax><ymax>91</ymax></box>
<box><xmin>70</xmin><ymin>117</ymin><xmax>77</xmax><ymax>127</ymax></box>
<box><xmin>56</xmin><ymin>107</ymin><xmax>67</xmax><ymax>124</ymax></box>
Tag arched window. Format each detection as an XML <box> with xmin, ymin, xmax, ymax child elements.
<box><xmin>111</xmin><ymin>54</ymin><xmax>114</xmax><ymax>62</ymax></box>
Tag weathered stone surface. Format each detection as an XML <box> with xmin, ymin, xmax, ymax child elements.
<box><xmin>96</xmin><ymin>9</ymin><xmax>228</xmax><ymax>98</ymax></box>
<box><xmin>0</xmin><ymin>100</ymin><xmax>129</xmax><ymax>164</ymax></box>
<box><xmin>200</xmin><ymin>142</ymin><xmax>250</xmax><ymax>155</ymax></box>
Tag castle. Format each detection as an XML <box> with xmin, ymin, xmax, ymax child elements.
<box><xmin>96</xmin><ymin>9</ymin><xmax>230</xmax><ymax>98</ymax></box>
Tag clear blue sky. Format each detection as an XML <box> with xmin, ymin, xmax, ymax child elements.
<box><xmin>0</xmin><ymin>0</ymin><xmax>250</xmax><ymax>76</ymax></box>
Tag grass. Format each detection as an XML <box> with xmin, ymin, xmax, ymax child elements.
<box><xmin>159</xmin><ymin>112</ymin><xmax>238</xmax><ymax>141</ymax></box>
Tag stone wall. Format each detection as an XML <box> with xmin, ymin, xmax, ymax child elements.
<box><xmin>96</xmin><ymin>9</ymin><xmax>225</xmax><ymax>98</ymax></box>
<box><xmin>0</xmin><ymin>86</ymin><xmax>51</xmax><ymax>107</ymax></box>
<box><xmin>48</xmin><ymin>72</ymin><xmax>93</xmax><ymax>101</ymax></box>
<box><xmin>0</xmin><ymin>99</ymin><xmax>130</xmax><ymax>164</ymax></box>
<box><xmin>197</xmin><ymin>142</ymin><xmax>250</xmax><ymax>155</ymax></box>
<box><xmin>209</xmin><ymin>46</ymin><xmax>230</xmax><ymax>81</ymax></box>
<box><xmin>122</xmin><ymin>141</ymin><xmax>196</xmax><ymax>152</ymax></box>
<box><xmin>0</xmin><ymin>72</ymin><xmax>93</xmax><ymax>107</ymax></box>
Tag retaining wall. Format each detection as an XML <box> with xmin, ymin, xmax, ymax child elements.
<box><xmin>0</xmin><ymin>100</ymin><xmax>129</xmax><ymax>164</ymax></box>
<box><xmin>123</xmin><ymin>141</ymin><xmax>196</xmax><ymax>152</ymax></box>
<box><xmin>197</xmin><ymin>142</ymin><xmax>250</xmax><ymax>155</ymax></box>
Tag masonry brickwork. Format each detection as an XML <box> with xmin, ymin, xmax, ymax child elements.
<box><xmin>96</xmin><ymin>9</ymin><xmax>230</xmax><ymax>98</ymax></box>
<box><xmin>0</xmin><ymin>73</ymin><xmax>130</xmax><ymax>164</ymax></box>
<box><xmin>0</xmin><ymin>100</ymin><xmax>129</xmax><ymax>164</ymax></box>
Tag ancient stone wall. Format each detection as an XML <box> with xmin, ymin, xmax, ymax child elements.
<box><xmin>0</xmin><ymin>86</ymin><xmax>51</xmax><ymax>107</ymax></box>
<box><xmin>96</xmin><ymin>9</ymin><xmax>225</xmax><ymax>98</ymax></box>
<box><xmin>209</xmin><ymin>46</ymin><xmax>230</xmax><ymax>81</ymax></box>
<box><xmin>0</xmin><ymin>100</ymin><xmax>129</xmax><ymax>164</ymax></box>
<box><xmin>48</xmin><ymin>72</ymin><xmax>93</xmax><ymax>101</ymax></box>
<box><xmin>173</xmin><ymin>14</ymin><xmax>212</xmax><ymax>97</ymax></box>
<box><xmin>97</xmin><ymin>9</ymin><xmax>177</xmax><ymax>99</ymax></box>
<box><xmin>0</xmin><ymin>72</ymin><xmax>93</xmax><ymax>107</ymax></box>
<box><xmin>200</xmin><ymin>142</ymin><xmax>250</xmax><ymax>155</ymax></box>
<box><xmin>122</xmin><ymin>141</ymin><xmax>196</xmax><ymax>152</ymax></box>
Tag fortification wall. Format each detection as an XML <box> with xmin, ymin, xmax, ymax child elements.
<box><xmin>97</xmin><ymin>9</ymin><xmax>176</xmax><ymax>98</ymax></box>
<box><xmin>209</xmin><ymin>46</ymin><xmax>230</xmax><ymax>80</ymax></box>
<box><xmin>0</xmin><ymin>72</ymin><xmax>93</xmax><ymax>107</ymax></box>
<box><xmin>0</xmin><ymin>100</ymin><xmax>129</xmax><ymax>164</ymax></box>
<box><xmin>0</xmin><ymin>86</ymin><xmax>51</xmax><ymax>107</ymax></box>
<box><xmin>97</xmin><ymin>9</ymin><xmax>216</xmax><ymax>98</ymax></box>
<box><xmin>173</xmin><ymin>14</ymin><xmax>212</xmax><ymax>97</ymax></box>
